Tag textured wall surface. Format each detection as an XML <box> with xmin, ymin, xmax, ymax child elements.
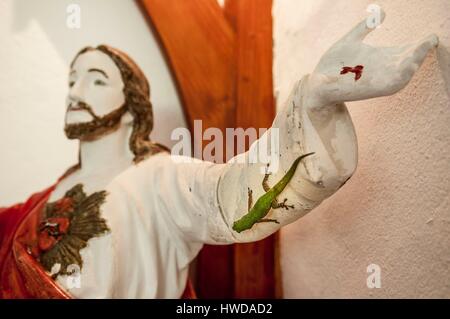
<box><xmin>0</xmin><ymin>0</ymin><xmax>186</xmax><ymax>206</ymax></box>
<box><xmin>1</xmin><ymin>0</ymin><xmax>449</xmax><ymax>298</ymax></box>
<box><xmin>274</xmin><ymin>0</ymin><xmax>450</xmax><ymax>298</ymax></box>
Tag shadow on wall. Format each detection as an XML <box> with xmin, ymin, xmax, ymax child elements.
<box><xmin>437</xmin><ymin>45</ymin><xmax>450</xmax><ymax>100</ymax></box>
<box><xmin>12</xmin><ymin>0</ymin><xmax>88</xmax><ymax>63</ymax></box>
<box><xmin>10</xmin><ymin>0</ymin><xmax>159</xmax><ymax>64</ymax></box>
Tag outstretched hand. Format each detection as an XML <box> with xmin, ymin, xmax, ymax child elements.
<box><xmin>307</xmin><ymin>10</ymin><xmax>439</xmax><ymax>107</ymax></box>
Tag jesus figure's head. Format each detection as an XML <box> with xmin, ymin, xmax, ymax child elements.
<box><xmin>65</xmin><ymin>45</ymin><xmax>167</xmax><ymax>163</ymax></box>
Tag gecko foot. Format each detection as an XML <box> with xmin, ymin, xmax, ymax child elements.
<box><xmin>264</xmin><ymin>162</ymin><xmax>272</xmax><ymax>175</ymax></box>
<box><xmin>247</xmin><ymin>188</ymin><xmax>253</xmax><ymax>211</ymax></box>
<box><xmin>272</xmin><ymin>198</ymin><xmax>294</xmax><ymax>210</ymax></box>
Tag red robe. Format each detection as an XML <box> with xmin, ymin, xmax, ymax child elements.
<box><xmin>0</xmin><ymin>184</ymin><xmax>196</xmax><ymax>299</ymax></box>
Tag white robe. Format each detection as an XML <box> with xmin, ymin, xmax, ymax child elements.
<box><xmin>56</xmin><ymin>75</ymin><xmax>358</xmax><ymax>298</ymax></box>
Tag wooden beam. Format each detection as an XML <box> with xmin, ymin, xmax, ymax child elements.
<box><xmin>226</xmin><ymin>0</ymin><xmax>275</xmax><ymax>127</ymax></box>
<box><xmin>139</xmin><ymin>0</ymin><xmax>237</xmax><ymax>299</ymax></box>
<box><xmin>224</xmin><ymin>0</ymin><xmax>277</xmax><ymax>298</ymax></box>
<box><xmin>139</xmin><ymin>0</ymin><xmax>277</xmax><ymax>298</ymax></box>
<box><xmin>140</xmin><ymin>0</ymin><xmax>236</xmax><ymax>133</ymax></box>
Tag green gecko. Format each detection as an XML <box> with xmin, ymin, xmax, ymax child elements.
<box><xmin>232</xmin><ymin>152</ymin><xmax>315</xmax><ymax>233</ymax></box>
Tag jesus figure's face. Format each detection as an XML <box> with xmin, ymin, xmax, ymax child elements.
<box><xmin>64</xmin><ymin>50</ymin><xmax>127</xmax><ymax>140</ymax></box>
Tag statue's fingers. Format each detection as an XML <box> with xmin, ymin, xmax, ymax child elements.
<box><xmin>341</xmin><ymin>8</ymin><xmax>386</xmax><ymax>43</ymax></box>
<box><xmin>398</xmin><ymin>34</ymin><xmax>439</xmax><ymax>81</ymax></box>
<box><xmin>399</xmin><ymin>34</ymin><xmax>439</xmax><ymax>71</ymax></box>
<box><xmin>384</xmin><ymin>34</ymin><xmax>438</xmax><ymax>66</ymax></box>
<box><xmin>411</xmin><ymin>34</ymin><xmax>439</xmax><ymax>65</ymax></box>
<box><xmin>383</xmin><ymin>43</ymin><xmax>414</xmax><ymax>56</ymax></box>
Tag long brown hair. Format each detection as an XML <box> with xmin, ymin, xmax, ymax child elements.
<box><xmin>71</xmin><ymin>45</ymin><xmax>169</xmax><ymax>163</ymax></box>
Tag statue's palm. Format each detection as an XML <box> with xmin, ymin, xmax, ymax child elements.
<box><xmin>310</xmin><ymin>11</ymin><xmax>438</xmax><ymax>105</ymax></box>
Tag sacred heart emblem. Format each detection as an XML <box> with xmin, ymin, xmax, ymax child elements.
<box><xmin>37</xmin><ymin>184</ymin><xmax>110</xmax><ymax>277</ymax></box>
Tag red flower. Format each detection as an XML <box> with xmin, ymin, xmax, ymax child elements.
<box><xmin>38</xmin><ymin>217</ymin><xmax>71</xmax><ymax>252</ymax></box>
<box><xmin>38</xmin><ymin>231</ymin><xmax>58</xmax><ymax>252</ymax></box>
<box><xmin>54</xmin><ymin>197</ymin><xmax>73</xmax><ymax>214</ymax></box>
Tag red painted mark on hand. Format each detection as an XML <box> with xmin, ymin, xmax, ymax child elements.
<box><xmin>340</xmin><ymin>65</ymin><xmax>364</xmax><ymax>81</ymax></box>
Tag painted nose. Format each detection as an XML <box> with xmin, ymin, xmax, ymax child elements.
<box><xmin>68</xmin><ymin>79</ymin><xmax>84</xmax><ymax>103</ymax></box>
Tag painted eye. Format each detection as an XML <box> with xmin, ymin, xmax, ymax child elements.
<box><xmin>94</xmin><ymin>79</ymin><xmax>107</xmax><ymax>86</ymax></box>
<box><xmin>69</xmin><ymin>81</ymin><xmax>75</xmax><ymax>88</ymax></box>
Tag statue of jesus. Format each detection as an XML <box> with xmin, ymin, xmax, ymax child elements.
<box><xmin>0</xmin><ymin>12</ymin><xmax>438</xmax><ymax>298</ymax></box>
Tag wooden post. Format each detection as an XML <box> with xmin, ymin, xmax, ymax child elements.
<box><xmin>224</xmin><ymin>0</ymin><xmax>277</xmax><ymax>298</ymax></box>
<box><xmin>139</xmin><ymin>0</ymin><xmax>277</xmax><ymax>298</ymax></box>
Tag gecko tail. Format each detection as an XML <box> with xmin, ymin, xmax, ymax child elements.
<box><xmin>297</xmin><ymin>152</ymin><xmax>315</xmax><ymax>162</ymax></box>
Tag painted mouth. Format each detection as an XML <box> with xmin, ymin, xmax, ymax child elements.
<box><xmin>67</xmin><ymin>102</ymin><xmax>100</xmax><ymax>121</ymax></box>
<box><xmin>67</xmin><ymin>106</ymin><xmax>84</xmax><ymax>112</ymax></box>
<box><xmin>67</xmin><ymin>102</ymin><xmax>89</xmax><ymax>112</ymax></box>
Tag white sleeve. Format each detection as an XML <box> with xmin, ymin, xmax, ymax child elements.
<box><xmin>216</xmin><ymin>74</ymin><xmax>358</xmax><ymax>242</ymax></box>
<box><xmin>118</xmin><ymin>74</ymin><xmax>358</xmax><ymax>246</ymax></box>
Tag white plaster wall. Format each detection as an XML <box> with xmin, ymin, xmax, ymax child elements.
<box><xmin>0</xmin><ymin>0</ymin><xmax>186</xmax><ymax>206</ymax></box>
<box><xmin>274</xmin><ymin>0</ymin><xmax>450</xmax><ymax>298</ymax></box>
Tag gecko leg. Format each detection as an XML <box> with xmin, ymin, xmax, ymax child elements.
<box><xmin>271</xmin><ymin>198</ymin><xmax>294</xmax><ymax>210</ymax></box>
<box><xmin>263</xmin><ymin>165</ymin><xmax>294</xmax><ymax>210</ymax></box>
<box><xmin>247</xmin><ymin>187</ymin><xmax>253</xmax><ymax>211</ymax></box>
<box><xmin>262</xmin><ymin>163</ymin><xmax>271</xmax><ymax>192</ymax></box>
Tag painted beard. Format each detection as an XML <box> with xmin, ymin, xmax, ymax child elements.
<box><xmin>64</xmin><ymin>102</ymin><xmax>128</xmax><ymax>141</ymax></box>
